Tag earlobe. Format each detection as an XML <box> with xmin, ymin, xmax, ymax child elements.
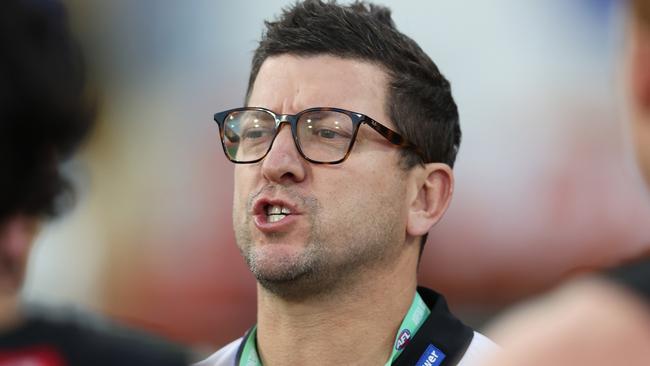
<box><xmin>406</xmin><ymin>164</ymin><xmax>454</xmax><ymax>237</ymax></box>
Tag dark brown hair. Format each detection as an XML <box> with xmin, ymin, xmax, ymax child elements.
<box><xmin>246</xmin><ymin>0</ymin><xmax>461</xmax><ymax>169</ymax></box>
<box><xmin>0</xmin><ymin>0</ymin><xmax>95</xmax><ymax>223</ymax></box>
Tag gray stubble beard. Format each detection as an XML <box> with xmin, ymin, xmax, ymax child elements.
<box><xmin>233</xmin><ymin>187</ymin><xmax>400</xmax><ymax>301</ymax></box>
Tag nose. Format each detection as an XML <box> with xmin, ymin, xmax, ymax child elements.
<box><xmin>260</xmin><ymin>123</ymin><xmax>307</xmax><ymax>183</ymax></box>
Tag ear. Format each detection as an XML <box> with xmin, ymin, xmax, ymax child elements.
<box><xmin>0</xmin><ymin>216</ymin><xmax>39</xmax><ymax>291</ymax></box>
<box><xmin>406</xmin><ymin>163</ymin><xmax>454</xmax><ymax>237</ymax></box>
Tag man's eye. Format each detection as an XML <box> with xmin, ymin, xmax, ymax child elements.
<box><xmin>243</xmin><ymin>129</ymin><xmax>271</xmax><ymax>139</ymax></box>
<box><xmin>316</xmin><ymin>129</ymin><xmax>343</xmax><ymax>139</ymax></box>
<box><xmin>317</xmin><ymin>129</ymin><xmax>335</xmax><ymax>139</ymax></box>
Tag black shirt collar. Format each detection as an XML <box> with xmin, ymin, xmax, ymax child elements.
<box><xmin>392</xmin><ymin>286</ymin><xmax>473</xmax><ymax>366</ymax></box>
<box><xmin>236</xmin><ymin>286</ymin><xmax>474</xmax><ymax>366</ymax></box>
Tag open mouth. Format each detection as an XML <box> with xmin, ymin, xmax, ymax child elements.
<box><xmin>265</xmin><ymin>204</ymin><xmax>292</xmax><ymax>223</ymax></box>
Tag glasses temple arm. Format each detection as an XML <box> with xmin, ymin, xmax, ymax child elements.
<box><xmin>364</xmin><ymin>118</ymin><xmax>426</xmax><ymax>157</ymax></box>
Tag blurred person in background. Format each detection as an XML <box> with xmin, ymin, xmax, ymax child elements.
<box><xmin>198</xmin><ymin>1</ymin><xmax>496</xmax><ymax>365</ymax></box>
<box><xmin>484</xmin><ymin>0</ymin><xmax>650</xmax><ymax>365</ymax></box>
<box><xmin>0</xmin><ymin>0</ymin><xmax>190</xmax><ymax>364</ymax></box>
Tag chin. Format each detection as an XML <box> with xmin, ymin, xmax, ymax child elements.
<box><xmin>255</xmin><ymin>268</ymin><xmax>337</xmax><ymax>301</ymax></box>
<box><xmin>248</xmin><ymin>245</ymin><xmax>309</xmax><ymax>277</ymax></box>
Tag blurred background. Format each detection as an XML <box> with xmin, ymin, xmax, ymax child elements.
<box><xmin>20</xmin><ymin>0</ymin><xmax>650</xmax><ymax>355</ymax></box>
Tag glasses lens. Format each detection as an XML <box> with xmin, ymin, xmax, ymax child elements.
<box><xmin>297</xmin><ymin>110</ymin><xmax>354</xmax><ymax>162</ymax></box>
<box><xmin>222</xmin><ymin>109</ymin><xmax>276</xmax><ymax>162</ymax></box>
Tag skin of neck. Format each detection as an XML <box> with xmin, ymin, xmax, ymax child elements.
<box><xmin>256</xmin><ymin>237</ymin><xmax>421</xmax><ymax>366</ymax></box>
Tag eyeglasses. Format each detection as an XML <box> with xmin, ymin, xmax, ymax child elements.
<box><xmin>213</xmin><ymin>107</ymin><xmax>422</xmax><ymax>164</ymax></box>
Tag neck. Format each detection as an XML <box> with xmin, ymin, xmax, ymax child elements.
<box><xmin>256</xmin><ymin>249</ymin><xmax>419</xmax><ymax>366</ymax></box>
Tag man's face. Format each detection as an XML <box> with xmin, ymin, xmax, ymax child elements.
<box><xmin>232</xmin><ymin>55</ymin><xmax>411</xmax><ymax>298</ymax></box>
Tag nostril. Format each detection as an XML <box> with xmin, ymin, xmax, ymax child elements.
<box><xmin>280</xmin><ymin>171</ymin><xmax>297</xmax><ymax>181</ymax></box>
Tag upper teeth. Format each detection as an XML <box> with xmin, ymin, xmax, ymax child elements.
<box><xmin>267</xmin><ymin>205</ymin><xmax>291</xmax><ymax>215</ymax></box>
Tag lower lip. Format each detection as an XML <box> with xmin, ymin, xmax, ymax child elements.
<box><xmin>253</xmin><ymin>213</ymin><xmax>300</xmax><ymax>232</ymax></box>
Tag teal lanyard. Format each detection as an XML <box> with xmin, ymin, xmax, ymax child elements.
<box><xmin>238</xmin><ymin>292</ymin><xmax>430</xmax><ymax>366</ymax></box>
<box><xmin>385</xmin><ymin>292</ymin><xmax>430</xmax><ymax>365</ymax></box>
<box><xmin>239</xmin><ymin>325</ymin><xmax>262</xmax><ymax>366</ymax></box>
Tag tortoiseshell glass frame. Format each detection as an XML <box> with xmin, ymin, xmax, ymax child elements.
<box><xmin>213</xmin><ymin>106</ymin><xmax>423</xmax><ymax>164</ymax></box>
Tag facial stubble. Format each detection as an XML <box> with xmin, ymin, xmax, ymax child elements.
<box><xmin>233</xmin><ymin>186</ymin><xmax>402</xmax><ymax>300</ymax></box>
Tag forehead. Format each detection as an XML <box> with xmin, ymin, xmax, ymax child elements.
<box><xmin>249</xmin><ymin>54</ymin><xmax>390</xmax><ymax>123</ymax></box>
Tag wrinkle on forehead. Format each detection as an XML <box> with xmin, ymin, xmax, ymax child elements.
<box><xmin>249</xmin><ymin>54</ymin><xmax>390</xmax><ymax>124</ymax></box>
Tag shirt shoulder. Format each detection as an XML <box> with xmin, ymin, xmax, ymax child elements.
<box><xmin>456</xmin><ymin>331</ymin><xmax>499</xmax><ymax>366</ymax></box>
<box><xmin>0</xmin><ymin>309</ymin><xmax>190</xmax><ymax>366</ymax></box>
<box><xmin>194</xmin><ymin>338</ymin><xmax>242</xmax><ymax>366</ymax></box>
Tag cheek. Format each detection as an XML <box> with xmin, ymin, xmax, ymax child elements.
<box><xmin>232</xmin><ymin>186</ymin><xmax>244</xmax><ymax>221</ymax></box>
<box><xmin>317</xmin><ymin>169</ymin><xmax>407</xmax><ymax>225</ymax></box>
<box><xmin>232</xmin><ymin>168</ymin><xmax>255</xmax><ymax>218</ymax></box>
